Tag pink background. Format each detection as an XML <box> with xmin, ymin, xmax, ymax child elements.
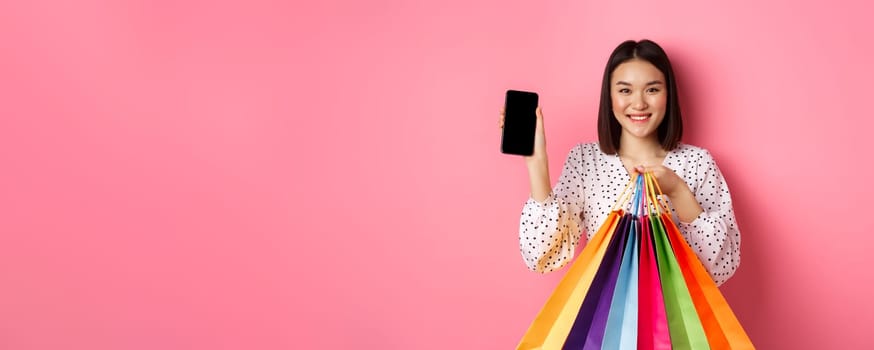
<box><xmin>1</xmin><ymin>0</ymin><xmax>872</xmax><ymax>349</ymax></box>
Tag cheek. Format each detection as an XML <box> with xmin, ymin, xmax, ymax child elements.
<box><xmin>650</xmin><ymin>94</ymin><xmax>668</xmax><ymax>111</ymax></box>
<box><xmin>612</xmin><ymin>95</ymin><xmax>627</xmax><ymax>111</ymax></box>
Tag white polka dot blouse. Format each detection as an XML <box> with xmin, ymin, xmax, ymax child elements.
<box><xmin>519</xmin><ymin>142</ymin><xmax>741</xmax><ymax>286</ymax></box>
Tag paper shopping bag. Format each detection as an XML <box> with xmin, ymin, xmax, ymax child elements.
<box><xmin>563</xmin><ymin>214</ymin><xmax>631</xmax><ymax>349</ymax></box>
<box><xmin>601</xmin><ymin>215</ymin><xmax>640</xmax><ymax>350</ymax></box>
<box><xmin>638</xmin><ymin>214</ymin><xmax>672</xmax><ymax>350</ymax></box>
<box><xmin>516</xmin><ymin>210</ymin><xmax>623</xmax><ymax>349</ymax></box>
<box><xmin>662</xmin><ymin>213</ymin><xmax>755</xmax><ymax>350</ymax></box>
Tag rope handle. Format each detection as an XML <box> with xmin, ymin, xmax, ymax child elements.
<box><xmin>644</xmin><ymin>172</ymin><xmax>670</xmax><ymax>215</ymax></box>
<box><xmin>610</xmin><ymin>173</ymin><xmax>639</xmax><ymax>212</ymax></box>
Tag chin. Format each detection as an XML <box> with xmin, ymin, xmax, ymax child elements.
<box><xmin>624</xmin><ymin>128</ymin><xmax>658</xmax><ymax>139</ymax></box>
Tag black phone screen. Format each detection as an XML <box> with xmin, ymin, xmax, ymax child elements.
<box><xmin>501</xmin><ymin>90</ymin><xmax>538</xmax><ymax>156</ymax></box>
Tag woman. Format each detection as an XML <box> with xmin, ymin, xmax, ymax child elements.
<box><xmin>500</xmin><ymin>39</ymin><xmax>740</xmax><ymax>286</ymax></box>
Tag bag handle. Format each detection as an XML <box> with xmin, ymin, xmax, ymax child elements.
<box><xmin>631</xmin><ymin>173</ymin><xmax>645</xmax><ymax>217</ymax></box>
<box><xmin>644</xmin><ymin>172</ymin><xmax>670</xmax><ymax>215</ymax></box>
<box><xmin>610</xmin><ymin>173</ymin><xmax>639</xmax><ymax>212</ymax></box>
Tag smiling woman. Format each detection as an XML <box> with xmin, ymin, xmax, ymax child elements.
<box><xmin>610</xmin><ymin>61</ymin><xmax>667</xmax><ymax>142</ymax></box>
<box><xmin>503</xmin><ymin>39</ymin><xmax>741</xmax><ymax>286</ymax></box>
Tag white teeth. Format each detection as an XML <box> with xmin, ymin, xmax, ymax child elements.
<box><xmin>629</xmin><ymin>115</ymin><xmax>650</xmax><ymax>121</ymax></box>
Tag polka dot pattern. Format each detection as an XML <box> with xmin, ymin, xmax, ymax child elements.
<box><xmin>518</xmin><ymin>142</ymin><xmax>741</xmax><ymax>286</ymax></box>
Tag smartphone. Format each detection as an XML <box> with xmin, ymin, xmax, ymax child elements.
<box><xmin>501</xmin><ymin>90</ymin><xmax>539</xmax><ymax>156</ymax></box>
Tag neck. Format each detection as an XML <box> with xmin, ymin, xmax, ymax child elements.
<box><xmin>617</xmin><ymin>133</ymin><xmax>664</xmax><ymax>159</ymax></box>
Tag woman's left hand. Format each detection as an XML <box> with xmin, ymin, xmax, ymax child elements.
<box><xmin>632</xmin><ymin>165</ymin><xmax>689</xmax><ymax>198</ymax></box>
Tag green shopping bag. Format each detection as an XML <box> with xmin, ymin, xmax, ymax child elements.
<box><xmin>645</xmin><ymin>173</ymin><xmax>709</xmax><ymax>350</ymax></box>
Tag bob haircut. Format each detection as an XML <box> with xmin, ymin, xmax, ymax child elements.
<box><xmin>597</xmin><ymin>39</ymin><xmax>683</xmax><ymax>154</ymax></box>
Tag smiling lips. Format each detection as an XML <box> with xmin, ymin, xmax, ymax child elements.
<box><xmin>627</xmin><ymin>113</ymin><xmax>652</xmax><ymax>123</ymax></box>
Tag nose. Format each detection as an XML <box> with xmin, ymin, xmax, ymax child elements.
<box><xmin>632</xmin><ymin>93</ymin><xmax>648</xmax><ymax>110</ymax></box>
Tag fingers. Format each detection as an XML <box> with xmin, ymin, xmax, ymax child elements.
<box><xmin>632</xmin><ymin>165</ymin><xmax>651</xmax><ymax>174</ymax></box>
<box><xmin>498</xmin><ymin>108</ymin><xmax>505</xmax><ymax>128</ymax></box>
<box><xmin>535</xmin><ymin>106</ymin><xmax>544</xmax><ymax>131</ymax></box>
<box><xmin>634</xmin><ymin>164</ymin><xmax>667</xmax><ymax>173</ymax></box>
<box><xmin>631</xmin><ymin>165</ymin><xmax>663</xmax><ymax>178</ymax></box>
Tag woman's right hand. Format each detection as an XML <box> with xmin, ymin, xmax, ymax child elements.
<box><xmin>499</xmin><ymin>106</ymin><xmax>548</xmax><ymax>162</ymax></box>
<box><xmin>500</xmin><ymin>106</ymin><xmax>552</xmax><ymax>202</ymax></box>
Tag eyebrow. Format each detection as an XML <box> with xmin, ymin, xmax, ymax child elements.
<box><xmin>616</xmin><ymin>80</ymin><xmax>664</xmax><ymax>86</ymax></box>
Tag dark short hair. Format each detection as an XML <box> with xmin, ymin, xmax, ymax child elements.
<box><xmin>597</xmin><ymin>39</ymin><xmax>683</xmax><ymax>154</ymax></box>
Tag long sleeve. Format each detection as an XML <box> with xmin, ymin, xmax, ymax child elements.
<box><xmin>518</xmin><ymin>145</ymin><xmax>586</xmax><ymax>273</ymax></box>
<box><xmin>677</xmin><ymin>151</ymin><xmax>741</xmax><ymax>286</ymax></box>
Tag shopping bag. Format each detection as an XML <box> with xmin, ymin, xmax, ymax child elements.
<box><xmin>638</xmin><ymin>203</ymin><xmax>672</xmax><ymax>350</ymax></box>
<box><xmin>517</xmin><ymin>172</ymin><xmax>754</xmax><ymax>349</ymax></box>
<box><xmin>650</xmin><ymin>214</ymin><xmax>710</xmax><ymax>349</ymax></box>
<box><xmin>517</xmin><ymin>179</ymin><xmax>638</xmax><ymax>350</ymax></box>
<box><xmin>601</xmin><ymin>209</ymin><xmax>640</xmax><ymax>350</ymax></box>
<box><xmin>563</xmin><ymin>213</ymin><xmax>631</xmax><ymax>349</ymax></box>
<box><xmin>645</xmin><ymin>173</ymin><xmax>710</xmax><ymax>349</ymax></box>
<box><xmin>516</xmin><ymin>210</ymin><xmax>623</xmax><ymax>349</ymax></box>
<box><xmin>646</xmin><ymin>173</ymin><xmax>755</xmax><ymax>350</ymax></box>
<box><xmin>662</xmin><ymin>213</ymin><xmax>754</xmax><ymax>350</ymax></box>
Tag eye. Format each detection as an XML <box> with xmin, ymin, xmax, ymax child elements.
<box><xmin>647</xmin><ymin>87</ymin><xmax>661</xmax><ymax>93</ymax></box>
<box><xmin>618</xmin><ymin>88</ymin><xmax>631</xmax><ymax>94</ymax></box>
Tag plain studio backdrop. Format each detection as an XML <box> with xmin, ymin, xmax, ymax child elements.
<box><xmin>2</xmin><ymin>0</ymin><xmax>873</xmax><ymax>349</ymax></box>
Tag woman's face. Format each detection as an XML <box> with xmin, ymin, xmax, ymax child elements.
<box><xmin>610</xmin><ymin>59</ymin><xmax>667</xmax><ymax>141</ymax></box>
